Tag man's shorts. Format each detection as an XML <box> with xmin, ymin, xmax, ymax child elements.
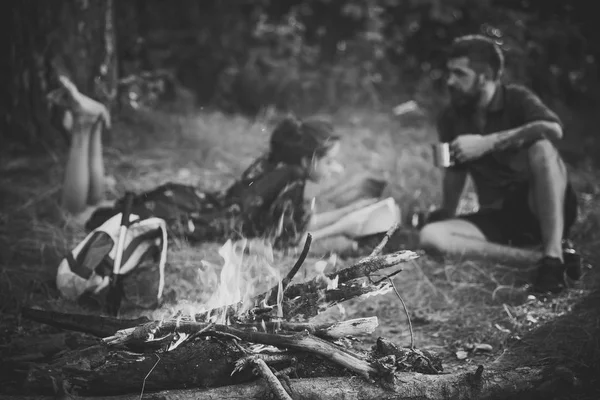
<box><xmin>459</xmin><ymin>183</ymin><xmax>578</xmax><ymax>247</ymax></box>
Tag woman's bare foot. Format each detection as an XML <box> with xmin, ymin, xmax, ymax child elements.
<box><xmin>56</xmin><ymin>76</ymin><xmax>111</xmax><ymax>131</ymax></box>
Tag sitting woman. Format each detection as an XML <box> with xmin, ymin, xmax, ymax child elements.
<box><xmin>54</xmin><ymin>76</ymin><xmax>398</xmax><ymax>252</ymax></box>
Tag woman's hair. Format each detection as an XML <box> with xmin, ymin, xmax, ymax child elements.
<box><xmin>268</xmin><ymin>115</ymin><xmax>340</xmax><ymax>165</ymax></box>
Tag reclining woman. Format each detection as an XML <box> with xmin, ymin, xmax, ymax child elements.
<box><xmin>54</xmin><ymin>75</ymin><xmax>395</xmax><ymax>252</ymax></box>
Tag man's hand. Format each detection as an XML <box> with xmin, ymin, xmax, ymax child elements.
<box><xmin>450</xmin><ymin>134</ymin><xmax>493</xmax><ymax>163</ymax></box>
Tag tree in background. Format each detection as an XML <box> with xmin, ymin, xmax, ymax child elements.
<box><xmin>3</xmin><ymin>0</ymin><xmax>117</xmax><ymax>151</ymax></box>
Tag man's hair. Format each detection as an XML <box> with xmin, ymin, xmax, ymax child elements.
<box><xmin>448</xmin><ymin>35</ymin><xmax>505</xmax><ymax>80</ymax></box>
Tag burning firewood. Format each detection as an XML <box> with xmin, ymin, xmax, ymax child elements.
<box><xmin>18</xmin><ymin>232</ymin><xmax>444</xmax><ymax>399</ymax></box>
<box><xmin>9</xmin><ymin>230</ymin><xmax>582</xmax><ymax>400</ymax></box>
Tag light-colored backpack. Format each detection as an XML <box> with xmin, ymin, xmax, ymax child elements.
<box><xmin>56</xmin><ymin>212</ymin><xmax>168</xmax><ymax>304</ymax></box>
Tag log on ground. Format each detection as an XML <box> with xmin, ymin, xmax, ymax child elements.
<box><xmin>9</xmin><ymin>366</ymin><xmax>562</xmax><ymax>400</ymax></box>
<box><xmin>24</xmin><ymin>340</ymin><xmax>252</xmax><ymax>395</ymax></box>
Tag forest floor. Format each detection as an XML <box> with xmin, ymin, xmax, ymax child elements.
<box><xmin>1</xmin><ymin>102</ymin><xmax>599</xmax><ymax>398</ymax></box>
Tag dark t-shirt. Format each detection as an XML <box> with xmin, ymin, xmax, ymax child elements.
<box><xmin>437</xmin><ymin>83</ymin><xmax>562</xmax><ymax>209</ymax></box>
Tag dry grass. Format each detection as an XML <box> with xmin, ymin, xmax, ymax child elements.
<box><xmin>1</xmin><ymin>102</ymin><xmax>600</xmax><ymax>396</ymax></box>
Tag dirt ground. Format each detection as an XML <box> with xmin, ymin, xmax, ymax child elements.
<box><xmin>1</xmin><ymin>105</ymin><xmax>599</xmax><ymax>398</ymax></box>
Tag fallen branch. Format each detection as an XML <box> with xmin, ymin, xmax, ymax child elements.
<box><xmin>284</xmin><ymin>281</ymin><xmax>392</xmax><ymax>320</ymax></box>
<box><xmin>104</xmin><ymin>323</ymin><xmax>379</xmax><ymax>379</ymax></box>
<box><xmin>282</xmin><ymin>251</ymin><xmax>418</xmax><ymax>301</ymax></box>
<box><xmin>20</xmin><ymin>308</ymin><xmax>151</xmax><ymax>338</ymax></box>
<box><xmin>331</xmin><ymin>250</ymin><xmax>419</xmax><ymax>285</ymax></box>
<box><xmin>10</xmin><ymin>366</ymin><xmax>558</xmax><ymax>400</ymax></box>
<box><xmin>24</xmin><ymin>340</ymin><xmax>252</xmax><ymax>395</ymax></box>
<box><xmin>236</xmin><ymin>317</ymin><xmax>379</xmax><ymax>339</ymax></box>
<box><xmin>21</xmin><ymin>308</ymin><xmax>377</xmax><ymax>341</ymax></box>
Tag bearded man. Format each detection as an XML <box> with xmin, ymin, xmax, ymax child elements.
<box><xmin>419</xmin><ymin>34</ymin><xmax>580</xmax><ymax>294</ymax></box>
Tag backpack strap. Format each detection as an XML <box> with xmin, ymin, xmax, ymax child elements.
<box><xmin>67</xmin><ymin>231</ymin><xmax>114</xmax><ymax>279</ymax></box>
<box><xmin>157</xmin><ymin>219</ymin><xmax>168</xmax><ymax>300</ymax></box>
<box><xmin>119</xmin><ymin>228</ymin><xmax>162</xmax><ymax>269</ymax></box>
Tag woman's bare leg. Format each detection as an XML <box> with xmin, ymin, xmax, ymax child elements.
<box><xmin>61</xmin><ymin>119</ymin><xmax>92</xmax><ymax>214</ymax></box>
<box><xmin>87</xmin><ymin>119</ymin><xmax>106</xmax><ymax>206</ymax></box>
<box><xmin>55</xmin><ymin>75</ymin><xmax>111</xmax><ymax>214</ymax></box>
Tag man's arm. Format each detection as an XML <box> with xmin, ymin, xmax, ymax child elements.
<box><xmin>489</xmin><ymin>84</ymin><xmax>563</xmax><ymax>152</ymax></box>
<box><xmin>487</xmin><ymin>120</ymin><xmax>562</xmax><ymax>152</ymax></box>
<box><xmin>452</xmin><ymin>121</ymin><xmax>563</xmax><ymax>162</ymax></box>
<box><xmin>441</xmin><ymin>168</ymin><xmax>467</xmax><ymax>217</ymax></box>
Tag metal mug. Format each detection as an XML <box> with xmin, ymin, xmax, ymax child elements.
<box><xmin>431</xmin><ymin>143</ymin><xmax>454</xmax><ymax>168</ymax></box>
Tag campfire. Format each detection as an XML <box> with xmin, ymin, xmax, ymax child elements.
<box><xmin>15</xmin><ymin>227</ymin><xmax>523</xmax><ymax>400</ymax></box>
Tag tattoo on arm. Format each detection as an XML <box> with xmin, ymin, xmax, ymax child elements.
<box><xmin>491</xmin><ymin>121</ymin><xmax>562</xmax><ymax>151</ymax></box>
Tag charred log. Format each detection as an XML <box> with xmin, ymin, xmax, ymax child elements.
<box><xmin>20</xmin><ymin>308</ymin><xmax>151</xmax><ymax>338</ymax></box>
<box><xmin>13</xmin><ymin>366</ymin><xmax>562</xmax><ymax>400</ymax></box>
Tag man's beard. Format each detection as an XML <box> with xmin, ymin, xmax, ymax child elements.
<box><xmin>448</xmin><ymin>85</ymin><xmax>483</xmax><ymax>111</ymax></box>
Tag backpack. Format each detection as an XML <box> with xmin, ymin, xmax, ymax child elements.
<box><xmin>85</xmin><ymin>183</ymin><xmax>213</xmax><ymax>236</ymax></box>
<box><xmin>56</xmin><ymin>212</ymin><xmax>168</xmax><ymax>303</ymax></box>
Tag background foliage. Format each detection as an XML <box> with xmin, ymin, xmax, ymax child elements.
<box><xmin>3</xmin><ymin>0</ymin><xmax>598</xmax><ymax>151</ymax></box>
<box><xmin>114</xmin><ymin>0</ymin><xmax>599</xmax><ymax>117</ymax></box>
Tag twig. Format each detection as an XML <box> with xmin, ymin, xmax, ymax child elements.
<box><xmin>264</xmin><ymin>234</ymin><xmax>312</xmax><ymax>306</ymax></box>
<box><xmin>233</xmin><ymin>354</ymin><xmax>297</xmax><ymax>375</ymax></box>
<box><xmin>184</xmin><ymin>322</ymin><xmax>214</xmax><ymax>344</ymax></box>
<box><xmin>139</xmin><ymin>354</ymin><xmax>160</xmax><ymax>400</ymax></box>
<box><xmin>388</xmin><ymin>278</ymin><xmax>414</xmax><ymax>349</ymax></box>
<box><xmin>373</xmin><ymin>269</ymin><xmax>403</xmax><ymax>285</ymax></box>
<box><xmin>368</xmin><ymin>222</ymin><xmax>400</xmax><ymax>258</ymax></box>
<box><xmin>252</xmin><ymin>358</ymin><xmax>293</xmax><ymax>400</ymax></box>
<box><xmin>282</xmin><ymin>233</ymin><xmax>312</xmax><ymax>291</ymax></box>
<box><xmin>200</xmin><ymin>331</ymin><xmax>242</xmax><ymax>342</ymax></box>
<box><xmin>502</xmin><ymin>304</ymin><xmax>518</xmax><ymax>326</ymax></box>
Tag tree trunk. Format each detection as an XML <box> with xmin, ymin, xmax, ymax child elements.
<box><xmin>3</xmin><ymin>0</ymin><xmax>117</xmax><ymax>150</ymax></box>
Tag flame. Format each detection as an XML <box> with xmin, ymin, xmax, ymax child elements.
<box><xmin>314</xmin><ymin>254</ymin><xmax>339</xmax><ymax>290</ymax></box>
<box><xmin>190</xmin><ymin>238</ymin><xmax>283</xmax><ymax>325</ymax></box>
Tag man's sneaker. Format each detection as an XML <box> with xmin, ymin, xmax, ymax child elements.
<box><xmin>563</xmin><ymin>249</ymin><xmax>582</xmax><ymax>281</ymax></box>
<box><xmin>562</xmin><ymin>240</ymin><xmax>582</xmax><ymax>281</ymax></box>
<box><xmin>531</xmin><ymin>256</ymin><xmax>566</xmax><ymax>294</ymax></box>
